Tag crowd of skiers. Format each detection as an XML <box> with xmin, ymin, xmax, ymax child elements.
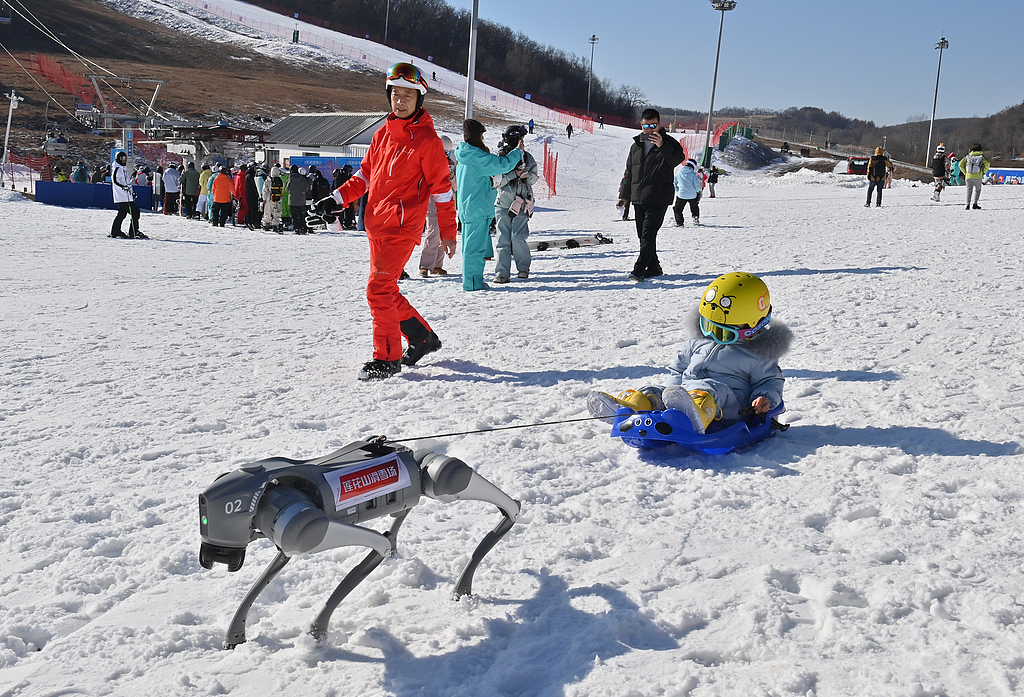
<box><xmin>102</xmin><ymin>159</ymin><xmax>361</xmax><ymax>234</ymax></box>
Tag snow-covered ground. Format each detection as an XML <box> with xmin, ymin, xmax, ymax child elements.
<box><xmin>3</xmin><ymin>119</ymin><xmax>1024</xmax><ymax>697</ymax></box>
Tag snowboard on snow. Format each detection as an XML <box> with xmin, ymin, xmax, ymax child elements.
<box><xmin>528</xmin><ymin>232</ymin><xmax>613</xmax><ymax>252</ymax></box>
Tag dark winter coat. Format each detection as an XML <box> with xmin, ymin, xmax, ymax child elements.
<box><xmin>931</xmin><ymin>156</ymin><xmax>948</xmax><ymax>178</ymax></box>
<box><xmin>867</xmin><ymin>154</ymin><xmax>890</xmax><ymax>182</ymax></box>
<box><xmin>285</xmin><ymin>170</ymin><xmax>310</xmax><ymax>203</ymax></box>
<box><xmin>245</xmin><ymin>171</ymin><xmax>259</xmax><ymax>207</ymax></box>
<box><xmin>618</xmin><ymin>128</ymin><xmax>685</xmax><ymax>206</ymax></box>
<box><xmin>310</xmin><ymin>171</ymin><xmax>331</xmax><ymax>201</ymax></box>
<box><xmin>181</xmin><ymin>167</ymin><xmax>201</xmax><ymax>196</ymax></box>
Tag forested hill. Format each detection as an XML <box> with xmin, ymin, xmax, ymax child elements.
<box><xmin>245</xmin><ymin>0</ymin><xmax>646</xmax><ymax>118</ymax></box>
<box><xmin>669</xmin><ymin>105</ymin><xmax>1024</xmax><ymax>165</ymax></box>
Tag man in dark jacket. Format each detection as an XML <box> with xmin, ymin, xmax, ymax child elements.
<box><xmin>181</xmin><ymin>162</ymin><xmax>201</xmax><ymax>218</ymax></box>
<box><xmin>285</xmin><ymin>164</ymin><xmax>311</xmax><ymax>233</ymax></box>
<box><xmin>616</xmin><ymin>108</ymin><xmax>685</xmax><ymax>281</ymax></box>
<box><xmin>865</xmin><ymin>146</ymin><xmax>890</xmax><ymax>207</ymax></box>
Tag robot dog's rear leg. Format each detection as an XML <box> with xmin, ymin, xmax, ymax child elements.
<box><xmin>308</xmin><ymin>509</ymin><xmax>410</xmax><ymax>642</ymax></box>
<box><xmin>417</xmin><ymin>452</ymin><xmax>521</xmax><ymax>600</ymax></box>
<box><xmin>224</xmin><ymin>550</ymin><xmax>291</xmax><ymax>649</ymax></box>
<box><xmin>453</xmin><ymin>512</ymin><xmax>516</xmax><ymax>599</ymax></box>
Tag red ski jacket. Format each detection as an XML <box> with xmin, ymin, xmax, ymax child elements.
<box><xmin>330</xmin><ymin>108</ymin><xmax>456</xmax><ymax>243</ymax></box>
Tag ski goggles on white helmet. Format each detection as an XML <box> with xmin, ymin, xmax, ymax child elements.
<box><xmin>386</xmin><ymin>63</ymin><xmax>428</xmax><ymax>94</ymax></box>
<box><xmin>699</xmin><ymin>311</ymin><xmax>771</xmax><ymax>345</ymax></box>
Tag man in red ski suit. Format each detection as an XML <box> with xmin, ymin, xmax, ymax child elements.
<box><xmin>322</xmin><ymin>63</ymin><xmax>457</xmax><ymax>381</ymax></box>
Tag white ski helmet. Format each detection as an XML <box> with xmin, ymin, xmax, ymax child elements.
<box><xmin>385</xmin><ymin>62</ymin><xmax>428</xmax><ymax>109</ymax></box>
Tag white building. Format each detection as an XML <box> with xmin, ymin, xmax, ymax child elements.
<box><xmin>261</xmin><ymin>112</ymin><xmax>388</xmax><ymax>167</ymax></box>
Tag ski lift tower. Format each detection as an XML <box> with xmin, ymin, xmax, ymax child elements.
<box><xmin>2</xmin><ymin>90</ymin><xmax>25</xmax><ymax>188</ymax></box>
<box><xmin>83</xmin><ymin>74</ymin><xmax>167</xmax><ymax>130</ymax></box>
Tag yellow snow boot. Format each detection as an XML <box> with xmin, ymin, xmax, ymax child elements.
<box><xmin>687</xmin><ymin>390</ymin><xmax>719</xmax><ymax>433</ymax></box>
<box><xmin>663</xmin><ymin>387</ymin><xmax>720</xmax><ymax>434</ymax></box>
<box><xmin>612</xmin><ymin>389</ymin><xmax>653</xmax><ymax>411</ymax></box>
<box><xmin>587</xmin><ymin>388</ymin><xmax>652</xmax><ymax>420</ymax></box>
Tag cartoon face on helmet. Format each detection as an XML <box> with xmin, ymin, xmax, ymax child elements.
<box><xmin>698</xmin><ymin>272</ymin><xmax>772</xmax><ymax>345</ymax></box>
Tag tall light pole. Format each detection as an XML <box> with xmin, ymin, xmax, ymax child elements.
<box><xmin>384</xmin><ymin>0</ymin><xmax>391</xmax><ymax>44</ymax></box>
<box><xmin>464</xmin><ymin>0</ymin><xmax>479</xmax><ymax>120</ymax></box>
<box><xmin>925</xmin><ymin>36</ymin><xmax>948</xmax><ymax>166</ymax></box>
<box><xmin>587</xmin><ymin>34</ymin><xmax>598</xmax><ymax>116</ymax></box>
<box><xmin>702</xmin><ymin>0</ymin><xmax>736</xmax><ymax>168</ymax></box>
<box><xmin>2</xmin><ymin>90</ymin><xmax>24</xmax><ymax>188</ymax></box>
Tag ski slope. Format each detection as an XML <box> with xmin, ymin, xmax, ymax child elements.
<box><xmin>2</xmin><ymin>118</ymin><xmax>1024</xmax><ymax>696</ymax></box>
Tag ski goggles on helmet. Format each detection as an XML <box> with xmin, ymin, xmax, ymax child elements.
<box><xmin>700</xmin><ymin>311</ymin><xmax>771</xmax><ymax>345</ymax></box>
<box><xmin>386</xmin><ymin>62</ymin><xmax>428</xmax><ymax>94</ymax></box>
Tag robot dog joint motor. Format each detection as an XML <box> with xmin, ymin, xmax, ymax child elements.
<box><xmin>199</xmin><ymin>437</ymin><xmax>521</xmax><ymax>649</ymax></box>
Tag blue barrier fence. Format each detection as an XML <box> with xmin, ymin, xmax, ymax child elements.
<box><xmin>987</xmin><ymin>168</ymin><xmax>1024</xmax><ymax>185</ymax></box>
<box><xmin>35</xmin><ymin>182</ymin><xmax>154</xmax><ymax>209</ymax></box>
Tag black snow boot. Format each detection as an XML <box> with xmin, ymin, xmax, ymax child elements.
<box><xmin>402</xmin><ymin>332</ymin><xmax>442</xmax><ymax>366</ymax></box>
<box><xmin>357</xmin><ymin>359</ymin><xmax>401</xmax><ymax>381</ymax></box>
<box><xmin>110</xmin><ymin>230</ymin><xmax>129</xmax><ymax>238</ymax></box>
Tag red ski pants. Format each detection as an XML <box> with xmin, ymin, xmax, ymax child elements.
<box><xmin>367</xmin><ymin>233</ymin><xmax>432</xmax><ymax>361</ymax></box>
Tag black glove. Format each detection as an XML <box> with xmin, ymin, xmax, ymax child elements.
<box><xmin>318</xmin><ymin>196</ymin><xmax>340</xmax><ymax>215</ymax></box>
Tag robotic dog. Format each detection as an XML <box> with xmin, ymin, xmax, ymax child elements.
<box><xmin>199</xmin><ymin>437</ymin><xmax>520</xmax><ymax>649</ymax></box>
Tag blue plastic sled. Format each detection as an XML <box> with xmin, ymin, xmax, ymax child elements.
<box><xmin>610</xmin><ymin>401</ymin><xmax>786</xmax><ymax>454</ymax></box>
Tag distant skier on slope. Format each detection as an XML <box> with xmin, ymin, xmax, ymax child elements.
<box><xmin>930</xmin><ymin>144</ymin><xmax>949</xmax><ymax>202</ymax></box>
<box><xmin>588</xmin><ymin>272</ymin><xmax>792</xmax><ymax>435</ymax></box>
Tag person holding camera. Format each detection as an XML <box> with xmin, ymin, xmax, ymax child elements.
<box><xmin>492</xmin><ymin>125</ymin><xmax>538</xmax><ymax>283</ymax></box>
<box><xmin>616</xmin><ymin>108</ymin><xmax>685</xmax><ymax>282</ymax></box>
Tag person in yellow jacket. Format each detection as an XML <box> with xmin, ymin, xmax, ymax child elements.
<box><xmin>959</xmin><ymin>144</ymin><xmax>990</xmax><ymax>210</ymax></box>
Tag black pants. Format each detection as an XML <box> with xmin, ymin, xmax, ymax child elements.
<box><xmin>291</xmin><ymin>204</ymin><xmax>307</xmax><ymax>232</ymax></box>
<box><xmin>632</xmin><ymin>203</ymin><xmax>668</xmax><ymax>278</ymax></box>
<box><xmin>673</xmin><ymin>196</ymin><xmax>699</xmax><ymax>225</ymax></box>
<box><xmin>164</xmin><ymin>192</ymin><xmax>180</xmax><ymax>214</ymax></box>
<box><xmin>212</xmin><ymin>201</ymin><xmax>231</xmax><ymax>227</ymax></box>
<box><xmin>112</xmin><ymin>201</ymin><xmax>141</xmax><ymax>236</ymax></box>
<box><xmin>867</xmin><ymin>180</ymin><xmax>884</xmax><ymax>205</ymax></box>
<box><xmin>183</xmin><ymin>194</ymin><xmax>198</xmax><ymax>218</ymax></box>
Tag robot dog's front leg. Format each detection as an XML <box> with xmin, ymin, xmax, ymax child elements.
<box><xmin>223</xmin><ymin>486</ymin><xmax>396</xmax><ymax>649</ymax></box>
<box><xmin>417</xmin><ymin>452</ymin><xmax>521</xmax><ymax>599</ymax></box>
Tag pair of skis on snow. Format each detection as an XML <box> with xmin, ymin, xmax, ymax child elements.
<box><xmin>527</xmin><ymin>232</ymin><xmax>613</xmax><ymax>252</ymax></box>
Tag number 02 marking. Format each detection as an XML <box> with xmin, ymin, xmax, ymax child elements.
<box><xmin>225</xmin><ymin>499</ymin><xmax>243</xmax><ymax>515</ymax></box>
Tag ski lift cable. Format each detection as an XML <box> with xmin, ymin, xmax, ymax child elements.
<box><xmin>0</xmin><ymin>41</ymin><xmax>78</xmax><ymax>120</ymax></box>
<box><xmin>7</xmin><ymin>0</ymin><xmax>117</xmax><ymax>78</ymax></box>
<box><xmin>6</xmin><ymin>0</ymin><xmax>165</xmax><ymax>119</ymax></box>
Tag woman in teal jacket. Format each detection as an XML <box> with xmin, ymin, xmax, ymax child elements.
<box><xmin>455</xmin><ymin>119</ymin><xmax>522</xmax><ymax>290</ymax></box>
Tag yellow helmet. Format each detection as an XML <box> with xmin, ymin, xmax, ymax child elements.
<box><xmin>698</xmin><ymin>272</ymin><xmax>772</xmax><ymax>344</ymax></box>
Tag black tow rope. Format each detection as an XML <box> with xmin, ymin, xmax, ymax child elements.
<box><xmin>387</xmin><ymin>409</ymin><xmax>790</xmax><ymax>444</ymax></box>
<box><xmin>386</xmin><ymin>414</ymin><xmax>614</xmax><ymax>444</ymax></box>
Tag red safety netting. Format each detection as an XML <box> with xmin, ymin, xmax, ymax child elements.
<box><xmin>3</xmin><ymin>153</ymin><xmax>52</xmax><ymax>193</ymax></box>
<box><xmin>542</xmin><ymin>140</ymin><xmax>557</xmax><ymax>199</ymax></box>
<box><xmin>29</xmin><ymin>53</ymin><xmax>99</xmax><ymax>105</ymax></box>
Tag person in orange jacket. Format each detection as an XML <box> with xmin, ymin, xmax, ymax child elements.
<box><xmin>320</xmin><ymin>63</ymin><xmax>457</xmax><ymax>381</ymax></box>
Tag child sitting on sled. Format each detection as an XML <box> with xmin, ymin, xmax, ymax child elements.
<box><xmin>588</xmin><ymin>272</ymin><xmax>792</xmax><ymax>434</ymax></box>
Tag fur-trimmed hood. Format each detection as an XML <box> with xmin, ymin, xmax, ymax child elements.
<box><xmin>683</xmin><ymin>306</ymin><xmax>792</xmax><ymax>363</ymax></box>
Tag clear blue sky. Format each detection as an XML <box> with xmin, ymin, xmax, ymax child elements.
<box><xmin>443</xmin><ymin>0</ymin><xmax>1023</xmax><ymax>126</ymax></box>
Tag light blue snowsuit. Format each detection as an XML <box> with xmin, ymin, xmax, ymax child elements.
<box><xmin>455</xmin><ymin>142</ymin><xmax>522</xmax><ymax>290</ymax></box>
<box><xmin>663</xmin><ymin>309</ymin><xmax>791</xmax><ymax>420</ymax></box>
